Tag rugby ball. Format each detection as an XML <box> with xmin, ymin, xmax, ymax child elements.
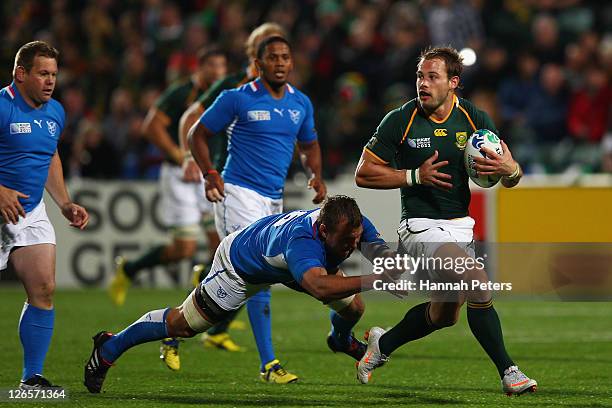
<box><xmin>464</xmin><ymin>129</ymin><xmax>503</xmax><ymax>188</ymax></box>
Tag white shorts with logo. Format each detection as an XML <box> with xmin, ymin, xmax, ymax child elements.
<box><xmin>398</xmin><ymin>216</ymin><xmax>475</xmax><ymax>259</ymax></box>
<box><xmin>213</xmin><ymin>183</ymin><xmax>283</xmax><ymax>239</ymax></box>
<box><xmin>398</xmin><ymin>216</ymin><xmax>476</xmax><ymax>287</ymax></box>
<box><xmin>201</xmin><ymin>230</ymin><xmax>268</xmax><ymax>311</ymax></box>
<box><xmin>159</xmin><ymin>162</ymin><xmax>213</xmax><ymax>228</ymax></box>
<box><xmin>0</xmin><ymin>201</ymin><xmax>56</xmax><ymax>270</ymax></box>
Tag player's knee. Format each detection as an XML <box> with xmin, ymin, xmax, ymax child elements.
<box><xmin>31</xmin><ymin>279</ymin><xmax>55</xmax><ymax>307</ymax></box>
<box><xmin>176</xmin><ymin>242</ymin><xmax>197</xmax><ymax>259</ymax></box>
<box><xmin>466</xmin><ymin>267</ymin><xmax>491</xmax><ymax>302</ymax></box>
<box><xmin>165</xmin><ymin>308</ymin><xmax>197</xmax><ymax>338</ymax></box>
<box><xmin>428</xmin><ymin>305</ymin><xmax>460</xmax><ymax>328</ymax></box>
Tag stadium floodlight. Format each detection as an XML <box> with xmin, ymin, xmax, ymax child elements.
<box><xmin>460</xmin><ymin>47</ymin><xmax>477</xmax><ymax>66</ymax></box>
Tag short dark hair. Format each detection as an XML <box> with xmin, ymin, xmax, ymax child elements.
<box><xmin>419</xmin><ymin>46</ymin><xmax>463</xmax><ymax>79</ymax></box>
<box><xmin>318</xmin><ymin>195</ymin><xmax>362</xmax><ymax>232</ymax></box>
<box><xmin>14</xmin><ymin>41</ymin><xmax>59</xmax><ymax>74</ymax></box>
<box><xmin>256</xmin><ymin>35</ymin><xmax>291</xmax><ymax>59</ymax></box>
<box><xmin>197</xmin><ymin>46</ymin><xmax>225</xmax><ymax>65</ymax></box>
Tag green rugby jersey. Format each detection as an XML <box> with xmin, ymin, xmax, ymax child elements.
<box><xmin>196</xmin><ymin>71</ymin><xmax>249</xmax><ymax>170</ymax></box>
<box><xmin>155</xmin><ymin>79</ymin><xmax>204</xmax><ymax>164</ymax></box>
<box><xmin>364</xmin><ymin>95</ymin><xmax>498</xmax><ymax>221</ymax></box>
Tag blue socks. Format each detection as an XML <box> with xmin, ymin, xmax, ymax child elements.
<box><xmin>246</xmin><ymin>290</ymin><xmax>275</xmax><ymax>371</ymax></box>
<box><xmin>101</xmin><ymin>308</ymin><xmax>170</xmax><ymax>362</ymax></box>
<box><xmin>329</xmin><ymin>310</ymin><xmax>357</xmax><ymax>348</ymax></box>
<box><xmin>19</xmin><ymin>303</ymin><xmax>55</xmax><ymax>381</ymax></box>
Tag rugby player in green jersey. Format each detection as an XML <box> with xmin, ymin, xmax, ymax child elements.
<box><xmin>354</xmin><ymin>47</ymin><xmax>537</xmax><ymax>396</ymax></box>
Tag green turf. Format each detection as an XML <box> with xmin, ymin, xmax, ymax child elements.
<box><xmin>1</xmin><ymin>288</ymin><xmax>611</xmax><ymax>407</ymax></box>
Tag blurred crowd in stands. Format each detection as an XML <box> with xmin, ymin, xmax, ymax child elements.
<box><xmin>1</xmin><ymin>0</ymin><xmax>610</xmax><ymax>179</ymax></box>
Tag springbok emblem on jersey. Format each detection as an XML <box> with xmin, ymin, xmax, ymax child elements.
<box><xmin>46</xmin><ymin>120</ymin><xmax>57</xmax><ymax>136</ymax></box>
<box><xmin>288</xmin><ymin>109</ymin><xmax>301</xmax><ymax>124</ymax></box>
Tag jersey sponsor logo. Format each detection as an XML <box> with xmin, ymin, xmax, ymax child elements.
<box><xmin>46</xmin><ymin>120</ymin><xmax>57</xmax><ymax>136</ymax></box>
<box><xmin>288</xmin><ymin>109</ymin><xmax>301</xmax><ymax>124</ymax></box>
<box><xmin>407</xmin><ymin>137</ymin><xmax>431</xmax><ymax>149</ymax></box>
<box><xmin>9</xmin><ymin>122</ymin><xmax>31</xmax><ymax>134</ymax></box>
<box><xmin>433</xmin><ymin>128</ymin><xmax>447</xmax><ymax>137</ymax></box>
<box><xmin>34</xmin><ymin>119</ymin><xmax>42</xmax><ymax>128</ymax></box>
<box><xmin>455</xmin><ymin>132</ymin><xmax>467</xmax><ymax>150</ymax></box>
<box><xmin>247</xmin><ymin>110</ymin><xmax>271</xmax><ymax>121</ymax></box>
<box><xmin>273</xmin><ymin>108</ymin><xmax>284</xmax><ymax>117</ymax></box>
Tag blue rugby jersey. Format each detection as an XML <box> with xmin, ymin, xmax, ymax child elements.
<box><xmin>0</xmin><ymin>83</ymin><xmax>65</xmax><ymax>213</ymax></box>
<box><xmin>199</xmin><ymin>78</ymin><xmax>317</xmax><ymax>199</ymax></box>
<box><xmin>229</xmin><ymin>208</ymin><xmax>385</xmax><ymax>284</ymax></box>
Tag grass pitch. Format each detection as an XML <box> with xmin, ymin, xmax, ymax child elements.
<box><xmin>1</xmin><ymin>288</ymin><xmax>611</xmax><ymax>407</ymax></box>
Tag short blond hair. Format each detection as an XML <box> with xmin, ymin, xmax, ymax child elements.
<box><xmin>245</xmin><ymin>22</ymin><xmax>287</xmax><ymax>59</ymax></box>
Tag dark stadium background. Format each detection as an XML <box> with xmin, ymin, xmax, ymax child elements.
<box><xmin>0</xmin><ymin>0</ymin><xmax>610</xmax><ymax>179</ymax></box>
<box><xmin>0</xmin><ymin>1</ymin><xmax>611</xmax><ymax>406</ymax></box>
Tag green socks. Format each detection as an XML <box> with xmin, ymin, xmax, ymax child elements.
<box><xmin>467</xmin><ymin>300</ymin><xmax>514</xmax><ymax>378</ymax></box>
<box><xmin>124</xmin><ymin>245</ymin><xmax>166</xmax><ymax>279</ymax></box>
<box><xmin>379</xmin><ymin>302</ymin><xmax>439</xmax><ymax>356</ymax></box>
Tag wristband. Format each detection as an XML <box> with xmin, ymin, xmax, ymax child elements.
<box><xmin>505</xmin><ymin>163</ymin><xmax>521</xmax><ymax>180</ymax></box>
<box><xmin>204</xmin><ymin>169</ymin><xmax>218</xmax><ymax>178</ymax></box>
<box><xmin>405</xmin><ymin>168</ymin><xmax>421</xmax><ymax>186</ymax></box>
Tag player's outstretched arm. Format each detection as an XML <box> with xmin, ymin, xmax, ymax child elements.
<box><xmin>297</xmin><ymin>140</ymin><xmax>327</xmax><ymax>204</ymax></box>
<box><xmin>300</xmin><ymin>267</ymin><xmax>379</xmax><ymax>302</ymax></box>
<box><xmin>45</xmin><ymin>151</ymin><xmax>89</xmax><ymax>229</ymax></box>
<box><xmin>188</xmin><ymin>122</ymin><xmax>224</xmax><ymax>202</ymax></box>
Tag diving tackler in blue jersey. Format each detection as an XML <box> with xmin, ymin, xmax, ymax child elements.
<box><xmin>84</xmin><ymin>196</ymin><xmax>403</xmax><ymax>393</ymax></box>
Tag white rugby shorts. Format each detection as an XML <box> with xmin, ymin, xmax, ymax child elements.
<box><xmin>213</xmin><ymin>183</ymin><xmax>283</xmax><ymax>239</ymax></box>
<box><xmin>201</xmin><ymin>230</ymin><xmax>269</xmax><ymax>311</ymax></box>
<box><xmin>159</xmin><ymin>162</ymin><xmax>213</xmax><ymax>229</ymax></box>
<box><xmin>0</xmin><ymin>201</ymin><xmax>56</xmax><ymax>270</ymax></box>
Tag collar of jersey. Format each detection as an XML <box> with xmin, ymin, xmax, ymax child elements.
<box><xmin>250</xmin><ymin>78</ymin><xmax>295</xmax><ymax>98</ymax></box>
<box><xmin>8</xmin><ymin>81</ymin><xmax>45</xmax><ymax>112</ymax></box>
<box><xmin>428</xmin><ymin>94</ymin><xmax>458</xmax><ymax>124</ymax></box>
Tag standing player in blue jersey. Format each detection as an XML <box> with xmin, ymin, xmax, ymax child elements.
<box><xmin>84</xmin><ymin>195</ymin><xmax>401</xmax><ymax>393</ymax></box>
<box><xmin>0</xmin><ymin>41</ymin><xmax>89</xmax><ymax>389</ymax></box>
<box><xmin>187</xmin><ymin>35</ymin><xmax>328</xmax><ymax>383</ymax></box>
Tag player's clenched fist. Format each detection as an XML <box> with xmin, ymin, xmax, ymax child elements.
<box><xmin>0</xmin><ymin>185</ymin><xmax>29</xmax><ymax>224</ymax></box>
<box><xmin>418</xmin><ymin>150</ymin><xmax>453</xmax><ymax>191</ymax></box>
<box><xmin>205</xmin><ymin>171</ymin><xmax>225</xmax><ymax>202</ymax></box>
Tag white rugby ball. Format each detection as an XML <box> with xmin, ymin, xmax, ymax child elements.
<box><xmin>464</xmin><ymin>129</ymin><xmax>503</xmax><ymax>188</ymax></box>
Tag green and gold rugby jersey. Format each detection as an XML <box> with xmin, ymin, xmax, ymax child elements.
<box><xmin>197</xmin><ymin>71</ymin><xmax>250</xmax><ymax>170</ymax></box>
<box><xmin>364</xmin><ymin>95</ymin><xmax>497</xmax><ymax>221</ymax></box>
<box><xmin>155</xmin><ymin>79</ymin><xmax>204</xmax><ymax>164</ymax></box>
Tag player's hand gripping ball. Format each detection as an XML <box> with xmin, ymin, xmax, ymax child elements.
<box><xmin>464</xmin><ymin>129</ymin><xmax>503</xmax><ymax>188</ymax></box>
